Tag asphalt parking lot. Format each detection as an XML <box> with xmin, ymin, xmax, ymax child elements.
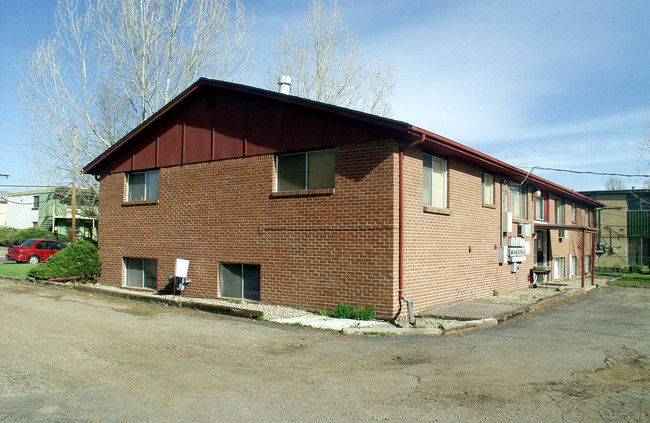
<box><xmin>1</xmin><ymin>279</ymin><xmax>648</xmax><ymax>422</ymax></box>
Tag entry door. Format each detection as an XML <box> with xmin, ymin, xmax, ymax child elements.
<box><xmin>535</xmin><ymin>230</ymin><xmax>548</xmax><ymax>280</ymax></box>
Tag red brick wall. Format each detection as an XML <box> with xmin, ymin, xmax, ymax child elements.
<box><xmin>97</xmin><ymin>138</ymin><xmax>597</xmax><ymax>319</ymax></box>
<box><xmin>97</xmin><ymin>140</ymin><xmax>400</xmax><ymax>318</ymax></box>
<box><xmin>547</xmin><ymin>196</ymin><xmax>595</xmax><ymax>282</ymax></box>
<box><xmin>401</xmin><ymin>148</ymin><xmax>535</xmax><ymax>314</ymax></box>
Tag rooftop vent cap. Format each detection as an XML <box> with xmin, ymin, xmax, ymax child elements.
<box><xmin>278</xmin><ymin>75</ymin><xmax>292</xmax><ymax>94</ymax></box>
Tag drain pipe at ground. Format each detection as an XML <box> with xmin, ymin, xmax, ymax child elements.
<box><xmin>398</xmin><ymin>133</ymin><xmax>425</xmax><ymax>325</ymax></box>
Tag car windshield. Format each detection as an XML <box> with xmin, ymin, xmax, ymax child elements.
<box><xmin>19</xmin><ymin>240</ymin><xmax>38</xmax><ymax>248</ymax></box>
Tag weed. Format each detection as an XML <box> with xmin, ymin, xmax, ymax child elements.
<box><xmin>257</xmin><ymin>316</ymin><xmax>269</xmax><ymax>322</ymax></box>
<box><xmin>227</xmin><ymin>299</ymin><xmax>243</xmax><ymax>304</ymax></box>
<box><xmin>366</xmin><ymin>331</ymin><xmax>394</xmax><ymax>336</ymax></box>
<box><xmin>291</xmin><ymin>322</ymin><xmax>303</xmax><ymax>326</ymax></box>
<box><xmin>493</xmin><ymin>290</ymin><xmax>499</xmax><ymax>296</ymax></box>
<box><xmin>353</xmin><ymin>306</ymin><xmax>375</xmax><ymax>321</ymax></box>
<box><xmin>322</xmin><ymin>303</ymin><xmax>376</xmax><ymax>321</ymax></box>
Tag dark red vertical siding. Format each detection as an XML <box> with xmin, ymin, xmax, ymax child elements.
<box><xmin>246</xmin><ymin>99</ymin><xmax>283</xmax><ymax>155</ymax></box>
<box><xmin>182</xmin><ymin>98</ymin><xmax>213</xmax><ymax>164</ymax></box>
<box><xmin>212</xmin><ymin>91</ymin><xmax>246</xmax><ymax>160</ymax></box>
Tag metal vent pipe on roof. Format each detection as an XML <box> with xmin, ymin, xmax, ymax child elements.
<box><xmin>278</xmin><ymin>75</ymin><xmax>292</xmax><ymax>94</ymax></box>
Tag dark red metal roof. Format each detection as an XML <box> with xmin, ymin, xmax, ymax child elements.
<box><xmin>83</xmin><ymin>77</ymin><xmax>603</xmax><ymax>208</ymax></box>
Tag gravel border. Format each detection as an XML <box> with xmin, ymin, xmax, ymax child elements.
<box><xmin>17</xmin><ymin>276</ymin><xmax>613</xmax><ymax>330</ymax></box>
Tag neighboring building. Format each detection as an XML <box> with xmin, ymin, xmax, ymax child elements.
<box><xmin>6</xmin><ymin>188</ymin><xmax>98</xmax><ymax>241</ymax></box>
<box><xmin>83</xmin><ymin>78</ymin><xmax>601</xmax><ymax>319</ymax></box>
<box><xmin>0</xmin><ymin>200</ymin><xmax>6</xmax><ymax>227</ymax></box>
<box><xmin>580</xmin><ymin>189</ymin><xmax>650</xmax><ymax>267</ymax></box>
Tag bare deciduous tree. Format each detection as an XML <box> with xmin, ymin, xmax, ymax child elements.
<box><xmin>269</xmin><ymin>0</ymin><xmax>394</xmax><ymax>116</ymax></box>
<box><xmin>604</xmin><ymin>176</ymin><xmax>627</xmax><ymax>190</ymax></box>
<box><xmin>18</xmin><ymin>0</ymin><xmax>255</xmax><ymax>195</ymax></box>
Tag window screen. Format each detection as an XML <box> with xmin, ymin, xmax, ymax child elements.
<box><xmin>125</xmin><ymin>258</ymin><xmax>157</xmax><ymax>289</ymax></box>
<box><xmin>482</xmin><ymin>173</ymin><xmax>493</xmax><ymax>204</ymax></box>
<box><xmin>128</xmin><ymin>170</ymin><xmax>159</xmax><ymax>201</ymax></box>
<box><xmin>276</xmin><ymin>149</ymin><xmax>334</xmax><ymax>191</ymax></box>
<box><xmin>219</xmin><ymin>263</ymin><xmax>261</xmax><ymax>301</ymax></box>
<box><xmin>423</xmin><ymin>154</ymin><xmax>447</xmax><ymax>208</ymax></box>
<box><xmin>511</xmin><ymin>185</ymin><xmax>527</xmax><ymax>219</ymax></box>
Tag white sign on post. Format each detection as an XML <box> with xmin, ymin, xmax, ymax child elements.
<box><xmin>175</xmin><ymin>259</ymin><xmax>190</xmax><ymax>278</ymax></box>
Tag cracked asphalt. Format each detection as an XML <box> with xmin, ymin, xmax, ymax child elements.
<box><xmin>1</xmin><ymin>279</ymin><xmax>648</xmax><ymax>422</ymax></box>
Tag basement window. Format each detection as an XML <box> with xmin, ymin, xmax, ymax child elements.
<box><xmin>124</xmin><ymin>258</ymin><xmax>157</xmax><ymax>289</ymax></box>
<box><xmin>219</xmin><ymin>263</ymin><xmax>260</xmax><ymax>301</ymax></box>
<box><xmin>127</xmin><ymin>170</ymin><xmax>159</xmax><ymax>202</ymax></box>
<box><xmin>276</xmin><ymin>149</ymin><xmax>334</xmax><ymax>191</ymax></box>
<box><xmin>553</xmin><ymin>257</ymin><xmax>565</xmax><ymax>280</ymax></box>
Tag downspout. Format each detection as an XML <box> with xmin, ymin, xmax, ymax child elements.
<box><xmin>398</xmin><ymin>133</ymin><xmax>425</xmax><ymax>324</ymax></box>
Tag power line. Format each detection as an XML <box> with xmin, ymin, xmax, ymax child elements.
<box><xmin>524</xmin><ymin>166</ymin><xmax>650</xmax><ymax>178</ymax></box>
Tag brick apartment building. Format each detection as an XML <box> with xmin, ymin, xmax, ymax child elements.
<box><xmin>83</xmin><ymin>78</ymin><xmax>602</xmax><ymax>319</ymax></box>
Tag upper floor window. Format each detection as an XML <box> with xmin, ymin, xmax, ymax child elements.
<box><xmin>127</xmin><ymin>170</ymin><xmax>159</xmax><ymax>202</ymax></box>
<box><xmin>423</xmin><ymin>154</ymin><xmax>447</xmax><ymax>208</ymax></box>
<box><xmin>32</xmin><ymin>195</ymin><xmax>40</xmax><ymax>210</ymax></box>
<box><xmin>555</xmin><ymin>198</ymin><xmax>565</xmax><ymax>225</ymax></box>
<box><xmin>277</xmin><ymin>149</ymin><xmax>334</xmax><ymax>191</ymax></box>
<box><xmin>482</xmin><ymin>173</ymin><xmax>494</xmax><ymax>204</ymax></box>
<box><xmin>535</xmin><ymin>196</ymin><xmax>545</xmax><ymax>221</ymax></box>
<box><xmin>586</xmin><ymin>208</ymin><xmax>593</xmax><ymax>227</ymax></box>
<box><xmin>511</xmin><ymin>184</ymin><xmax>527</xmax><ymax>219</ymax></box>
<box><xmin>571</xmin><ymin>201</ymin><xmax>577</xmax><ymax>221</ymax></box>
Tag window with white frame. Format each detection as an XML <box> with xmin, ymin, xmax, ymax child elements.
<box><xmin>277</xmin><ymin>149</ymin><xmax>334</xmax><ymax>191</ymax></box>
<box><xmin>482</xmin><ymin>173</ymin><xmax>494</xmax><ymax>204</ymax></box>
<box><xmin>570</xmin><ymin>255</ymin><xmax>577</xmax><ymax>279</ymax></box>
<box><xmin>553</xmin><ymin>257</ymin><xmax>565</xmax><ymax>280</ymax></box>
<box><xmin>124</xmin><ymin>258</ymin><xmax>157</xmax><ymax>289</ymax></box>
<box><xmin>535</xmin><ymin>196</ymin><xmax>545</xmax><ymax>221</ymax></box>
<box><xmin>511</xmin><ymin>184</ymin><xmax>527</xmax><ymax>219</ymax></box>
<box><xmin>219</xmin><ymin>263</ymin><xmax>260</xmax><ymax>301</ymax></box>
<box><xmin>127</xmin><ymin>170</ymin><xmax>159</xmax><ymax>202</ymax></box>
<box><xmin>555</xmin><ymin>198</ymin><xmax>565</xmax><ymax>225</ymax></box>
<box><xmin>423</xmin><ymin>154</ymin><xmax>447</xmax><ymax>208</ymax></box>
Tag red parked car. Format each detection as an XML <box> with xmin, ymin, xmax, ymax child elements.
<box><xmin>6</xmin><ymin>239</ymin><xmax>67</xmax><ymax>264</ymax></box>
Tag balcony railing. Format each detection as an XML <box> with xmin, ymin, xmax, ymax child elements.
<box><xmin>628</xmin><ymin>210</ymin><xmax>650</xmax><ymax>237</ymax></box>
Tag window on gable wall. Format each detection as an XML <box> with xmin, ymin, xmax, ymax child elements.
<box><xmin>423</xmin><ymin>154</ymin><xmax>447</xmax><ymax>208</ymax></box>
<box><xmin>276</xmin><ymin>149</ymin><xmax>335</xmax><ymax>191</ymax></box>
<box><xmin>555</xmin><ymin>198</ymin><xmax>565</xmax><ymax>225</ymax></box>
<box><xmin>482</xmin><ymin>173</ymin><xmax>494</xmax><ymax>204</ymax></box>
<box><xmin>511</xmin><ymin>184</ymin><xmax>527</xmax><ymax>219</ymax></box>
<box><xmin>127</xmin><ymin>170</ymin><xmax>159</xmax><ymax>202</ymax></box>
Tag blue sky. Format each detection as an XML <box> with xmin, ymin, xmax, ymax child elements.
<box><xmin>1</xmin><ymin>0</ymin><xmax>648</xmax><ymax>192</ymax></box>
